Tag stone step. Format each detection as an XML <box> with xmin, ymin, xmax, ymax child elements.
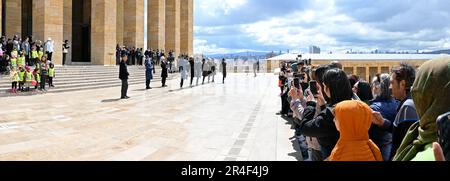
<box><xmin>0</xmin><ymin>72</ymin><xmax>170</xmax><ymax>85</ymax></box>
<box><xmin>0</xmin><ymin>75</ymin><xmax>177</xmax><ymax>97</ymax></box>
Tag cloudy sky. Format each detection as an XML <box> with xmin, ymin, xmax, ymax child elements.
<box><xmin>193</xmin><ymin>0</ymin><xmax>450</xmax><ymax>54</ymax></box>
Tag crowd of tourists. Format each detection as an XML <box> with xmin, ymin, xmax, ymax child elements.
<box><xmin>0</xmin><ymin>35</ymin><xmax>61</xmax><ymax>93</ymax></box>
<box><xmin>278</xmin><ymin>57</ymin><xmax>450</xmax><ymax>161</ymax></box>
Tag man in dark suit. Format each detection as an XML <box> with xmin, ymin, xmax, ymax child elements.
<box><xmin>119</xmin><ymin>54</ymin><xmax>130</xmax><ymax>99</ymax></box>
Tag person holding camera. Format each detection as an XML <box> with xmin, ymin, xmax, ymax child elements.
<box><xmin>299</xmin><ymin>68</ymin><xmax>353</xmax><ymax>159</ymax></box>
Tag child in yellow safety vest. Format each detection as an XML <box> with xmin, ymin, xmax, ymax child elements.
<box><xmin>18</xmin><ymin>51</ymin><xmax>26</xmax><ymax>67</ymax></box>
<box><xmin>33</xmin><ymin>68</ymin><xmax>40</xmax><ymax>90</ymax></box>
<box><xmin>11</xmin><ymin>48</ymin><xmax>18</xmax><ymax>59</ymax></box>
<box><xmin>18</xmin><ymin>66</ymin><xmax>25</xmax><ymax>92</ymax></box>
<box><xmin>25</xmin><ymin>67</ymin><xmax>34</xmax><ymax>92</ymax></box>
<box><xmin>10</xmin><ymin>67</ymin><xmax>20</xmax><ymax>93</ymax></box>
<box><xmin>10</xmin><ymin>57</ymin><xmax>17</xmax><ymax>70</ymax></box>
<box><xmin>31</xmin><ymin>47</ymin><xmax>39</xmax><ymax>66</ymax></box>
<box><xmin>48</xmin><ymin>63</ymin><xmax>55</xmax><ymax>87</ymax></box>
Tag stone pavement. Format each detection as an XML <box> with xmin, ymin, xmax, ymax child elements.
<box><xmin>0</xmin><ymin>74</ymin><xmax>301</xmax><ymax>161</ymax></box>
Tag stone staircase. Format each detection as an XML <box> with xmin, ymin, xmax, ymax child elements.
<box><xmin>0</xmin><ymin>65</ymin><xmax>177</xmax><ymax>97</ymax></box>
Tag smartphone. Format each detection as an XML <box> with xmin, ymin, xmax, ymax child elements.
<box><xmin>437</xmin><ymin>112</ymin><xmax>450</xmax><ymax>161</ymax></box>
<box><xmin>293</xmin><ymin>78</ymin><xmax>300</xmax><ymax>90</ymax></box>
<box><xmin>309</xmin><ymin>80</ymin><xmax>318</xmax><ymax>97</ymax></box>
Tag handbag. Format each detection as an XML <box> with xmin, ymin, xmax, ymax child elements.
<box><xmin>32</xmin><ymin>80</ymin><xmax>37</xmax><ymax>86</ymax></box>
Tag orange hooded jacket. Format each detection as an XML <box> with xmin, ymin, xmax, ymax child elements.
<box><xmin>328</xmin><ymin>100</ymin><xmax>383</xmax><ymax>161</ymax></box>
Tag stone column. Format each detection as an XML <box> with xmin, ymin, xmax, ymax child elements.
<box><xmin>147</xmin><ymin>0</ymin><xmax>165</xmax><ymax>51</ymax></box>
<box><xmin>165</xmin><ymin>0</ymin><xmax>180</xmax><ymax>55</ymax></box>
<box><xmin>123</xmin><ymin>0</ymin><xmax>145</xmax><ymax>48</ymax></box>
<box><xmin>116</xmin><ymin>0</ymin><xmax>124</xmax><ymax>46</ymax></box>
<box><xmin>180</xmin><ymin>0</ymin><xmax>193</xmax><ymax>56</ymax></box>
<box><xmin>32</xmin><ymin>0</ymin><xmax>64</xmax><ymax>65</ymax></box>
<box><xmin>5</xmin><ymin>0</ymin><xmax>22</xmax><ymax>37</ymax></box>
<box><xmin>91</xmin><ymin>0</ymin><xmax>117</xmax><ymax>65</ymax></box>
<box><xmin>64</xmin><ymin>0</ymin><xmax>73</xmax><ymax>64</ymax></box>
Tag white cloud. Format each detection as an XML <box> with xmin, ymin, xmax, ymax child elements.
<box><xmin>194</xmin><ymin>0</ymin><xmax>450</xmax><ymax>54</ymax></box>
<box><xmin>197</xmin><ymin>0</ymin><xmax>248</xmax><ymax>17</ymax></box>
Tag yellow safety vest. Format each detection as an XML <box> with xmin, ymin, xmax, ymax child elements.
<box><xmin>36</xmin><ymin>73</ymin><xmax>41</xmax><ymax>83</ymax></box>
<box><xmin>10</xmin><ymin>58</ymin><xmax>17</xmax><ymax>67</ymax></box>
<box><xmin>18</xmin><ymin>71</ymin><xmax>25</xmax><ymax>82</ymax></box>
<box><xmin>32</xmin><ymin>51</ymin><xmax>38</xmax><ymax>59</ymax></box>
<box><xmin>11</xmin><ymin>72</ymin><xmax>19</xmax><ymax>82</ymax></box>
<box><xmin>48</xmin><ymin>68</ymin><xmax>54</xmax><ymax>77</ymax></box>
<box><xmin>26</xmin><ymin>72</ymin><xmax>33</xmax><ymax>82</ymax></box>
<box><xmin>18</xmin><ymin>57</ymin><xmax>25</xmax><ymax>67</ymax></box>
<box><xmin>38</xmin><ymin>51</ymin><xmax>44</xmax><ymax>59</ymax></box>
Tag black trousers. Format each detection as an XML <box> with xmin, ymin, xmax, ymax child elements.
<box><xmin>48</xmin><ymin>77</ymin><xmax>53</xmax><ymax>86</ymax></box>
<box><xmin>146</xmin><ymin>79</ymin><xmax>151</xmax><ymax>89</ymax></box>
<box><xmin>12</xmin><ymin>82</ymin><xmax>17</xmax><ymax>89</ymax></box>
<box><xmin>63</xmin><ymin>53</ymin><xmax>67</xmax><ymax>65</ymax></box>
<box><xmin>190</xmin><ymin>76</ymin><xmax>194</xmax><ymax>85</ymax></box>
<box><xmin>40</xmin><ymin>75</ymin><xmax>47</xmax><ymax>90</ymax></box>
<box><xmin>121</xmin><ymin>79</ymin><xmax>128</xmax><ymax>98</ymax></box>
<box><xmin>180</xmin><ymin>79</ymin><xmax>184</xmax><ymax>88</ymax></box>
<box><xmin>162</xmin><ymin>77</ymin><xmax>167</xmax><ymax>86</ymax></box>
<box><xmin>46</xmin><ymin>52</ymin><xmax>53</xmax><ymax>61</ymax></box>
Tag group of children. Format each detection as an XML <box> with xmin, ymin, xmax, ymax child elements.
<box><xmin>9</xmin><ymin>55</ymin><xmax>55</xmax><ymax>94</ymax></box>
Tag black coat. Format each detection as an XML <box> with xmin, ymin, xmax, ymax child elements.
<box><xmin>161</xmin><ymin>61</ymin><xmax>168</xmax><ymax>78</ymax></box>
<box><xmin>300</xmin><ymin>101</ymin><xmax>340</xmax><ymax>159</ymax></box>
<box><xmin>119</xmin><ymin>61</ymin><xmax>129</xmax><ymax>80</ymax></box>
<box><xmin>222</xmin><ymin>62</ymin><xmax>227</xmax><ymax>77</ymax></box>
<box><xmin>189</xmin><ymin>60</ymin><xmax>195</xmax><ymax>77</ymax></box>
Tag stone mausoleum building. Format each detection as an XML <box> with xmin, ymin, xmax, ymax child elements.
<box><xmin>0</xmin><ymin>0</ymin><xmax>193</xmax><ymax>65</ymax></box>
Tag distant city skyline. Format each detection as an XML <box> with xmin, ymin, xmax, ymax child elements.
<box><xmin>194</xmin><ymin>0</ymin><xmax>450</xmax><ymax>55</ymax></box>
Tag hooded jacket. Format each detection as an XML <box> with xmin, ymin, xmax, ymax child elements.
<box><xmin>329</xmin><ymin>100</ymin><xmax>383</xmax><ymax>161</ymax></box>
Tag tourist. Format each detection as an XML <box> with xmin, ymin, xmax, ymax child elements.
<box><xmin>18</xmin><ymin>66</ymin><xmax>25</xmax><ymax>92</ymax></box>
<box><xmin>10</xmin><ymin>67</ymin><xmax>19</xmax><ymax>93</ymax></box>
<box><xmin>160</xmin><ymin>55</ymin><xmax>168</xmax><ymax>87</ymax></box>
<box><xmin>202</xmin><ymin>58</ymin><xmax>210</xmax><ymax>84</ymax></box>
<box><xmin>253</xmin><ymin>60</ymin><xmax>258</xmax><ymax>77</ymax></box>
<box><xmin>168</xmin><ymin>50</ymin><xmax>174</xmax><ymax>73</ymax></box>
<box><xmin>13</xmin><ymin>35</ymin><xmax>21</xmax><ymax>52</ymax></box>
<box><xmin>18</xmin><ymin>51</ymin><xmax>26</xmax><ymax>68</ymax></box>
<box><xmin>31</xmin><ymin>45</ymin><xmax>39</xmax><ymax>66</ymax></box>
<box><xmin>45</xmin><ymin>38</ymin><xmax>54</xmax><ymax>61</ymax></box>
<box><xmin>347</xmin><ymin>74</ymin><xmax>359</xmax><ymax>88</ymax></box>
<box><xmin>33</xmin><ymin>67</ymin><xmax>40</xmax><ymax>90</ymax></box>
<box><xmin>63</xmin><ymin>40</ymin><xmax>70</xmax><ymax>65</ymax></box>
<box><xmin>328</xmin><ymin>100</ymin><xmax>383</xmax><ymax>161</ymax></box>
<box><xmin>330</xmin><ymin>61</ymin><xmax>343</xmax><ymax>70</ymax></box>
<box><xmin>25</xmin><ymin>66</ymin><xmax>33</xmax><ymax>92</ymax></box>
<box><xmin>194</xmin><ymin>57</ymin><xmax>202</xmax><ymax>86</ymax></box>
<box><xmin>209</xmin><ymin>59</ymin><xmax>217</xmax><ymax>83</ymax></box>
<box><xmin>145</xmin><ymin>55</ymin><xmax>154</xmax><ymax>90</ymax></box>
<box><xmin>119</xmin><ymin>53</ymin><xmax>130</xmax><ymax>99</ymax></box>
<box><xmin>369</xmin><ymin>74</ymin><xmax>399</xmax><ymax>161</ymax></box>
<box><xmin>48</xmin><ymin>63</ymin><xmax>55</xmax><ymax>87</ymax></box>
<box><xmin>299</xmin><ymin>68</ymin><xmax>353</xmax><ymax>159</ymax></box>
<box><xmin>22</xmin><ymin>37</ymin><xmax>30</xmax><ymax>66</ymax></box>
<box><xmin>353</xmin><ymin>81</ymin><xmax>373</xmax><ymax>105</ymax></box>
<box><xmin>10</xmin><ymin>54</ymin><xmax>17</xmax><ymax>70</ymax></box>
<box><xmin>393</xmin><ymin>57</ymin><xmax>450</xmax><ymax>161</ymax></box>
<box><xmin>39</xmin><ymin>56</ymin><xmax>49</xmax><ymax>91</ymax></box>
<box><xmin>384</xmin><ymin>63</ymin><xmax>419</xmax><ymax>160</ymax></box>
<box><xmin>221</xmin><ymin>58</ymin><xmax>227</xmax><ymax>84</ymax></box>
<box><xmin>189</xmin><ymin>57</ymin><xmax>195</xmax><ymax>86</ymax></box>
<box><xmin>179</xmin><ymin>55</ymin><xmax>189</xmax><ymax>88</ymax></box>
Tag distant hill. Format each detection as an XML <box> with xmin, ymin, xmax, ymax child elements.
<box><xmin>205</xmin><ymin>51</ymin><xmax>272</xmax><ymax>59</ymax></box>
<box><xmin>423</xmin><ymin>49</ymin><xmax>450</xmax><ymax>54</ymax></box>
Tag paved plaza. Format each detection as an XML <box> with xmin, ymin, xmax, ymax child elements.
<box><xmin>0</xmin><ymin>74</ymin><xmax>300</xmax><ymax>161</ymax></box>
